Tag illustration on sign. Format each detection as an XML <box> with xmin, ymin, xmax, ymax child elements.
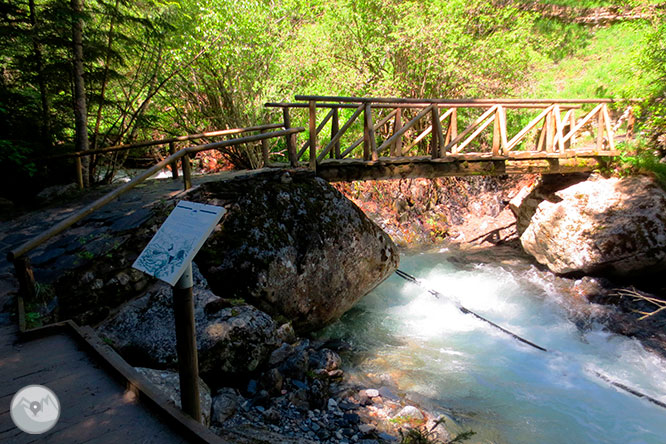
<box><xmin>133</xmin><ymin>201</ymin><xmax>225</xmax><ymax>285</ymax></box>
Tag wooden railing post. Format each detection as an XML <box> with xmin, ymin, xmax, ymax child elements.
<box><xmin>431</xmin><ymin>106</ymin><xmax>445</xmax><ymax>159</ymax></box>
<box><xmin>331</xmin><ymin>107</ymin><xmax>340</xmax><ymax>159</ymax></box>
<box><xmin>13</xmin><ymin>256</ymin><xmax>36</xmax><ymax>332</ymax></box>
<box><xmin>169</xmin><ymin>142</ymin><xmax>179</xmax><ymax>179</ymax></box>
<box><xmin>569</xmin><ymin>110</ymin><xmax>576</xmax><ymax>147</ymax></box>
<box><xmin>182</xmin><ymin>153</ymin><xmax>192</xmax><ymax>190</ymax></box>
<box><xmin>492</xmin><ymin>107</ymin><xmax>501</xmax><ymax>156</ymax></box>
<box><xmin>597</xmin><ymin>106</ymin><xmax>605</xmax><ymax>150</ymax></box>
<box><xmin>260</xmin><ymin>129</ymin><xmax>269</xmax><ymax>166</ymax></box>
<box><xmin>308</xmin><ymin>100</ymin><xmax>317</xmax><ymax>170</ymax></box>
<box><xmin>363</xmin><ymin>103</ymin><xmax>377</xmax><ymax>161</ymax></box>
<box><xmin>546</xmin><ymin>107</ymin><xmax>555</xmax><ymax>153</ymax></box>
<box><xmin>392</xmin><ymin>108</ymin><xmax>403</xmax><ymax>157</ymax></box>
<box><xmin>283</xmin><ymin>108</ymin><xmax>298</xmax><ymax>167</ymax></box>
<box><xmin>75</xmin><ymin>156</ymin><xmax>84</xmax><ymax>189</ymax></box>
<box><xmin>450</xmin><ymin>108</ymin><xmax>458</xmax><ymax>153</ymax></box>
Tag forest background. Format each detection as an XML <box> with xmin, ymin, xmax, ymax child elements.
<box><xmin>1</xmin><ymin>0</ymin><xmax>665</xmax><ymax>200</ymax></box>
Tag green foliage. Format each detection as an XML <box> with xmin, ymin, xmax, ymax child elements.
<box><xmin>618</xmin><ymin>141</ymin><xmax>666</xmax><ymax>187</ymax></box>
<box><xmin>398</xmin><ymin>417</ymin><xmax>475</xmax><ymax>444</ymax></box>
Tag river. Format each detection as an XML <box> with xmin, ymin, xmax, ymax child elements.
<box><xmin>319</xmin><ymin>245</ymin><xmax>666</xmax><ymax>444</ymax></box>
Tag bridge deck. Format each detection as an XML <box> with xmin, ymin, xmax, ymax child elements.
<box><xmin>0</xmin><ymin>319</ymin><xmax>225</xmax><ymax>443</ymax></box>
<box><xmin>308</xmin><ymin>150</ymin><xmax>618</xmax><ymax>181</ymax></box>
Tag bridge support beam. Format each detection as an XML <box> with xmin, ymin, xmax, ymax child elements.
<box><xmin>316</xmin><ymin>158</ymin><xmax>506</xmax><ymax>182</ymax></box>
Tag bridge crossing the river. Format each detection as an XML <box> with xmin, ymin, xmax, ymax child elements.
<box><xmin>267</xmin><ymin>95</ymin><xmax>630</xmax><ymax>181</ymax></box>
<box><xmin>3</xmin><ymin>95</ymin><xmax>634</xmax><ymax>443</ymax></box>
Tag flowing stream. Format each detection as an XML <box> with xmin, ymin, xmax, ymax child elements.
<box><xmin>320</xmin><ymin>246</ymin><xmax>666</xmax><ymax>444</ymax></box>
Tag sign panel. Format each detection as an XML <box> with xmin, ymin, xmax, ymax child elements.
<box><xmin>133</xmin><ymin>201</ymin><xmax>225</xmax><ymax>286</ymax></box>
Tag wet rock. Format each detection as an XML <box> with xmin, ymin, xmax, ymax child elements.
<box><xmin>192</xmin><ymin>170</ymin><xmax>399</xmax><ymax>332</ymax></box>
<box><xmin>135</xmin><ymin>367</ymin><xmax>211</xmax><ymax>426</ymax></box>
<box><xmin>393</xmin><ymin>405</ymin><xmax>424</xmax><ymax>421</ymax></box>
<box><xmin>520</xmin><ymin>176</ymin><xmax>666</xmax><ymax>276</ymax></box>
<box><xmin>309</xmin><ymin>348</ymin><xmax>341</xmax><ymax>372</ymax></box>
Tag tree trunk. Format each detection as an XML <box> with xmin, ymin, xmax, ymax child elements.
<box><xmin>71</xmin><ymin>0</ymin><xmax>90</xmax><ymax>187</ymax></box>
<box><xmin>28</xmin><ymin>0</ymin><xmax>52</xmax><ymax>148</ymax></box>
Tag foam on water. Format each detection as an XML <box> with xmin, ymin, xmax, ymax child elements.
<box><xmin>322</xmin><ymin>250</ymin><xmax>666</xmax><ymax>444</ymax></box>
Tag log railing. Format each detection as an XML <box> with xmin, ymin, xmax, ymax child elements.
<box><xmin>42</xmin><ymin>123</ymin><xmax>288</xmax><ymax>190</ymax></box>
<box><xmin>266</xmin><ymin>96</ymin><xmax>637</xmax><ymax>170</ymax></box>
<box><xmin>10</xmin><ymin>126</ymin><xmax>304</xmax><ymax>330</ymax></box>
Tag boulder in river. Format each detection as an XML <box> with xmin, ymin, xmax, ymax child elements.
<box><xmin>190</xmin><ymin>170</ymin><xmax>399</xmax><ymax>332</ymax></box>
<box><xmin>520</xmin><ymin>175</ymin><xmax>666</xmax><ymax>276</ymax></box>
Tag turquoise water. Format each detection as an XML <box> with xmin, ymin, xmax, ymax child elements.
<box><xmin>321</xmin><ymin>248</ymin><xmax>666</xmax><ymax>444</ymax></box>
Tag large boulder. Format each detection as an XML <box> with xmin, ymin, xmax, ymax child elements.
<box><xmin>520</xmin><ymin>175</ymin><xmax>666</xmax><ymax>275</ymax></box>
<box><xmin>97</xmin><ymin>265</ymin><xmax>281</xmax><ymax>378</ymax></box>
<box><xmin>191</xmin><ymin>170</ymin><xmax>399</xmax><ymax>332</ymax></box>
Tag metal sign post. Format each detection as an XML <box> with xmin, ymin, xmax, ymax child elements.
<box><xmin>133</xmin><ymin>201</ymin><xmax>225</xmax><ymax>421</ymax></box>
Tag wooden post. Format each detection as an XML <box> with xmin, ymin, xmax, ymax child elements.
<box><xmin>546</xmin><ymin>108</ymin><xmax>555</xmax><ymax>153</ymax></box>
<box><xmin>492</xmin><ymin>107</ymin><xmax>501</xmax><ymax>156</ymax></box>
<box><xmin>498</xmin><ymin>105</ymin><xmax>508</xmax><ymax>155</ymax></box>
<box><xmin>13</xmin><ymin>256</ymin><xmax>36</xmax><ymax>332</ymax></box>
<box><xmin>182</xmin><ymin>153</ymin><xmax>192</xmax><ymax>190</ymax></box>
<box><xmin>260</xmin><ymin>130</ymin><xmax>269</xmax><ymax>166</ymax></box>
<box><xmin>308</xmin><ymin>100</ymin><xmax>317</xmax><ymax>171</ymax></box>
<box><xmin>75</xmin><ymin>156</ymin><xmax>84</xmax><ymax>189</ymax></box>
<box><xmin>431</xmin><ymin>107</ymin><xmax>445</xmax><ymax>159</ymax></box>
<box><xmin>331</xmin><ymin>107</ymin><xmax>340</xmax><ymax>159</ymax></box>
<box><xmin>169</xmin><ymin>142</ymin><xmax>179</xmax><ymax>179</ymax></box>
<box><xmin>450</xmin><ymin>108</ymin><xmax>458</xmax><ymax>153</ymax></box>
<box><xmin>283</xmin><ymin>108</ymin><xmax>298</xmax><ymax>167</ymax></box>
<box><xmin>569</xmin><ymin>110</ymin><xmax>576</xmax><ymax>148</ymax></box>
<box><xmin>363</xmin><ymin>103</ymin><xmax>377</xmax><ymax>161</ymax></box>
<box><xmin>393</xmin><ymin>108</ymin><xmax>403</xmax><ymax>157</ymax></box>
<box><xmin>597</xmin><ymin>107</ymin><xmax>604</xmax><ymax>150</ymax></box>
<box><xmin>172</xmin><ymin>263</ymin><xmax>201</xmax><ymax>423</ymax></box>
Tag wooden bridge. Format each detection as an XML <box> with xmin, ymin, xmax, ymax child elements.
<box><xmin>267</xmin><ymin>95</ymin><xmax>631</xmax><ymax>181</ymax></box>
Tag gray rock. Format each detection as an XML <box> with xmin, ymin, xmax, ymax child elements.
<box><xmin>134</xmin><ymin>367</ymin><xmax>211</xmax><ymax>426</ymax></box>
<box><xmin>521</xmin><ymin>176</ymin><xmax>666</xmax><ymax>275</ymax></box>
<box><xmin>211</xmin><ymin>387</ymin><xmax>241</xmax><ymax>425</ymax></box>
<box><xmin>393</xmin><ymin>405</ymin><xmax>424</xmax><ymax>421</ymax></box>
<box><xmin>192</xmin><ymin>170</ymin><xmax>399</xmax><ymax>332</ymax></box>
<box><xmin>97</xmin><ymin>267</ymin><xmax>280</xmax><ymax>377</ymax></box>
<box><xmin>36</xmin><ymin>183</ymin><xmax>78</xmax><ymax>201</ymax></box>
<box><xmin>309</xmin><ymin>348</ymin><xmax>341</xmax><ymax>372</ymax></box>
<box><xmin>363</xmin><ymin>389</ymin><xmax>379</xmax><ymax>398</ymax></box>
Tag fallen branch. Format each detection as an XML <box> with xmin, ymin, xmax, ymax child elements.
<box><xmin>613</xmin><ymin>288</ymin><xmax>666</xmax><ymax>320</ymax></box>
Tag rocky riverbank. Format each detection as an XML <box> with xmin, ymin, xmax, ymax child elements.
<box><xmin>336</xmin><ymin>173</ymin><xmax>666</xmax><ymax>360</ymax></box>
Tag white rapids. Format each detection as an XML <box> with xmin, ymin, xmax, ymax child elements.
<box><xmin>320</xmin><ymin>248</ymin><xmax>666</xmax><ymax>444</ymax></box>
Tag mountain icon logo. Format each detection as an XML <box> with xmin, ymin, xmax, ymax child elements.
<box><xmin>10</xmin><ymin>385</ymin><xmax>60</xmax><ymax>434</ymax></box>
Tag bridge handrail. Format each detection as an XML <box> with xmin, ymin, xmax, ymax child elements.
<box><xmin>8</xmin><ymin>127</ymin><xmax>304</xmax><ymax>263</ymax></box>
<box><xmin>294</xmin><ymin>95</ymin><xmax>641</xmax><ymax>105</ymax></box>
<box><xmin>40</xmin><ymin>123</ymin><xmax>285</xmax><ymax>161</ymax></box>
<box><xmin>276</xmin><ymin>96</ymin><xmax>636</xmax><ymax>167</ymax></box>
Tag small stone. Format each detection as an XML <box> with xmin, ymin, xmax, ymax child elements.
<box><xmin>336</xmin><ymin>431</ymin><xmax>344</xmax><ymax>440</ymax></box>
<box><xmin>393</xmin><ymin>405</ymin><xmax>424</xmax><ymax>421</ymax></box>
<box><xmin>327</xmin><ymin>398</ymin><xmax>338</xmax><ymax>410</ymax></box>
<box><xmin>378</xmin><ymin>386</ymin><xmax>399</xmax><ymax>401</ymax></box>
<box><xmin>358</xmin><ymin>424</ymin><xmax>375</xmax><ymax>434</ymax></box>
<box><xmin>364</xmin><ymin>389</ymin><xmax>379</xmax><ymax>398</ymax></box>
